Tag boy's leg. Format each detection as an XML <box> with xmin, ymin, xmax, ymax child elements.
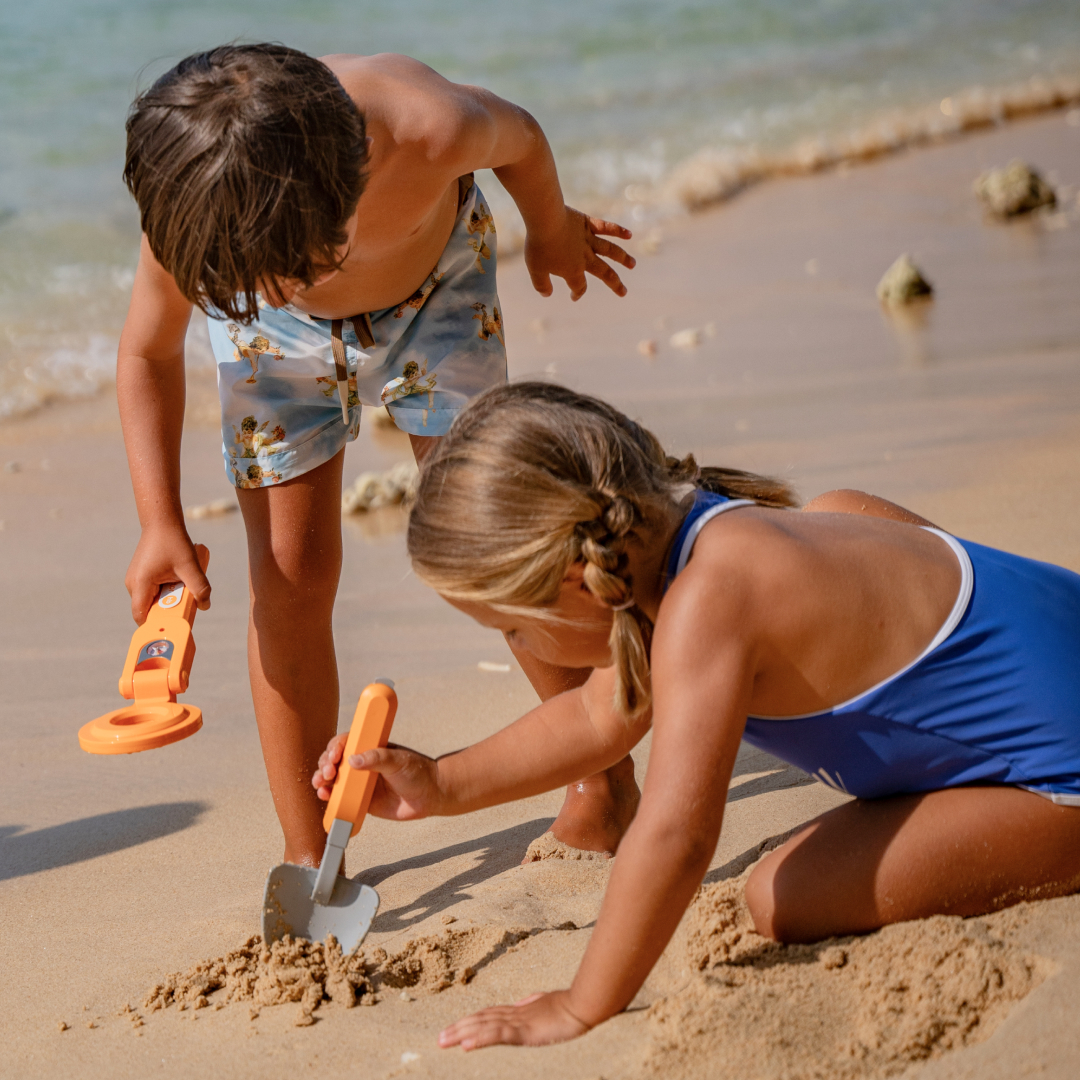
<box><xmin>510</xmin><ymin>646</ymin><xmax>640</xmax><ymax>856</ymax></box>
<box><xmin>237</xmin><ymin>449</ymin><xmax>346</xmax><ymax>866</ymax></box>
<box><xmin>744</xmin><ymin>786</ymin><xmax>1080</xmax><ymax>943</ymax></box>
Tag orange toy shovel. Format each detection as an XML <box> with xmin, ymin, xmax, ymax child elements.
<box><xmin>79</xmin><ymin>545</ymin><xmax>210</xmax><ymax>754</ymax></box>
<box><xmin>262</xmin><ymin>679</ymin><xmax>397</xmax><ymax>952</ymax></box>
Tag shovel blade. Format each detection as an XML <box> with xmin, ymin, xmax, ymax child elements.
<box><xmin>262</xmin><ymin>863</ymin><xmax>379</xmax><ymax>954</ymax></box>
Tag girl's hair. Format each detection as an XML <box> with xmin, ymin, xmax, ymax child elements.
<box><xmin>408</xmin><ymin>383</ymin><xmax>798</xmax><ymax>718</ymax></box>
<box><xmin>124</xmin><ymin>44</ymin><xmax>368</xmax><ymax>323</ymax></box>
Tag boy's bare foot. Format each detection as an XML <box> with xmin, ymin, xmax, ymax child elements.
<box><xmin>541</xmin><ymin>755</ymin><xmax>640</xmax><ymax>858</ymax></box>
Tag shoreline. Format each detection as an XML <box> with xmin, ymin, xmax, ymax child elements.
<box><xmin>3</xmin><ymin>90</ymin><xmax>1079</xmax><ymax>425</ymax></box>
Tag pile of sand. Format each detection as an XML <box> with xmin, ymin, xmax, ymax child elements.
<box><xmin>523</xmin><ymin>831</ymin><xmax>612</xmax><ymax>862</ymax></box>
<box><xmin>638</xmin><ymin>871</ymin><xmax>1052</xmax><ymax>1080</ymax></box>
<box><xmin>144</xmin><ymin>924</ymin><xmax>535</xmax><ymax>1027</ymax></box>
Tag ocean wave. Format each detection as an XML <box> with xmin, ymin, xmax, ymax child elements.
<box><xmin>0</xmin><ymin>332</ymin><xmax>118</xmax><ymax>420</ymax></box>
<box><xmin>650</xmin><ymin>73</ymin><xmax>1080</xmax><ymax>213</ymax></box>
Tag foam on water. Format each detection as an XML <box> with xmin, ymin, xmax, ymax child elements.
<box><xmin>1</xmin><ymin>0</ymin><xmax>1078</xmax><ymax>417</ymax></box>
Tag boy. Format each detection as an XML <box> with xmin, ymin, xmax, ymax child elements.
<box><xmin>117</xmin><ymin>44</ymin><xmax>637</xmax><ymax>867</ymax></box>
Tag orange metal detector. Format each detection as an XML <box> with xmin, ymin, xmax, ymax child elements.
<box><xmin>78</xmin><ymin>545</ymin><xmax>210</xmax><ymax>755</ymax></box>
<box><xmin>262</xmin><ymin>679</ymin><xmax>397</xmax><ymax>952</ymax></box>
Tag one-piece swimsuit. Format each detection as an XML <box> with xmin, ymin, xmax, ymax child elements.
<box><xmin>664</xmin><ymin>491</ymin><xmax>1080</xmax><ymax>805</ymax></box>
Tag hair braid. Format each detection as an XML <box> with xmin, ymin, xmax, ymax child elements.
<box><xmin>574</xmin><ymin>491</ymin><xmax>653</xmax><ymax>717</ymax></box>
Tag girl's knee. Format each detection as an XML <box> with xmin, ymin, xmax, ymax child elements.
<box><xmin>745</xmin><ymin>856</ymin><xmax>782</xmax><ymax>940</ymax></box>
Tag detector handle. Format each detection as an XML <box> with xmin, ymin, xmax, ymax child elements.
<box><xmin>118</xmin><ymin>544</ymin><xmax>210</xmax><ymax>703</ymax></box>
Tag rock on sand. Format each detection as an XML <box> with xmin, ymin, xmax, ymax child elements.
<box><xmin>876</xmin><ymin>254</ymin><xmax>933</xmax><ymax>305</ymax></box>
<box><xmin>974</xmin><ymin>160</ymin><xmax>1057</xmax><ymax>217</ymax></box>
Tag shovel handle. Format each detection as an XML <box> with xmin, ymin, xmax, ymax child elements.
<box><xmin>323</xmin><ymin>680</ymin><xmax>397</xmax><ymax>838</ymax></box>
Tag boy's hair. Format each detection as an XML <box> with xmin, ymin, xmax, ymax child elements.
<box><xmin>407</xmin><ymin>383</ymin><xmax>798</xmax><ymax>719</ymax></box>
<box><xmin>124</xmin><ymin>44</ymin><xmax>369</xmax><ymax>323</ymax></box>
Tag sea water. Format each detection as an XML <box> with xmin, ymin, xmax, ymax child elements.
<box><xmin>1</xmin><ymin>0</ymin><xmax>1078</xmax><ymax>417</ymax></box>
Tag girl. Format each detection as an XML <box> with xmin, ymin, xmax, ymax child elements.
<box><xmin>313</xmin><ymin>382</ymin><xmax>1080</xmax><ymax>1050</ymax></box>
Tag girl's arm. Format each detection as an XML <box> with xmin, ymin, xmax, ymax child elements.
<box><xmin>439</xmin><ymin>581</ymin><xmax>756</xmax><ymax>1048</ymax></box>
<box><xmin>803</xmin><ymin>488</ymin><xmax>936</xmax><ymax>527</ymax></box>
<box><xmin>313</xmin><ymin>664</ymin><xmax>651</xmax><ymax>817</ymax></box>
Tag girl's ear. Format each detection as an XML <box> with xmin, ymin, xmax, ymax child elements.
<box><xmin>563</xmin><ymin>560</ymin><xmax>587</xmax><ymax>585</ymax></box>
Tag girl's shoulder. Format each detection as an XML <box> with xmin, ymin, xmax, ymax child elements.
<box><xmin>657</xmin><ymin>506</ymin><xmax>789</xmax><ymax>641</ymax></box>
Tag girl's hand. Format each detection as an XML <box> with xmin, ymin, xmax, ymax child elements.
<box><xmin>312</xmin><ymin>733</ymin><xmax>349</xmax><ymax>801</ymax></box>
<box><xmin>311</xmin><ymin>742</ymin><xmax>445</xmax><ymax>820</ymax></box>
<box><xmin>526</xmin><ymin>207</ymin><xmax>634</xmax><ymax>301</ymax></box>
<box><xmin>438</xmin><ymin>991</ymin><xmax>590</xmax><ymax>1051</ymax></box>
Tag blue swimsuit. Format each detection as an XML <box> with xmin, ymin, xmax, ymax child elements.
<box><xmin>665</xmin><ymin>492</ymin><xmax>1080</xmax><ymax>806</ymax></box>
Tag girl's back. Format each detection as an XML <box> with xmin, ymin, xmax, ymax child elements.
<box><xmin>667</xmin><ymin>503</ymin><xmax>963</xmax><ymax>719</ymax></box>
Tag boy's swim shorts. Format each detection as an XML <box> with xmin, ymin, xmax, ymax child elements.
<box><xmin>206</xmin><ymin>176</ymin><xmax>506</xmax><ymax>490</ymax></box>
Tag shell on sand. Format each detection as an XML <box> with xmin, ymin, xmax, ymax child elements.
<box><xmin>184</xmin><ymin>497</ymin><xmax>237</xmax><ymax>520</ymax></box>
<box><xmin>974</xmin><ymin>160</ymin><xmax>1057</xmax><ymax>217</ymax></box>
<box><xmin>876</xmin><ymin>254</ymin><xmax>933</xmax><ymax>305</ymax></box>
<box><xmin>341</xmin><ymin>461</ymin><xmax>418</xmax><ymax>514</ymax></box>
<box><xmin>669</xmin><ymin>328</ymin><xmax>703</xmax><ymax>350</ymax></box>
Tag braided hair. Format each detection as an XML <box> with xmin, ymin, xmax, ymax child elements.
<box><xmin>407</xmin><ymin>383</ymin><xmax>797</xmax><ymax>718</ymax></box>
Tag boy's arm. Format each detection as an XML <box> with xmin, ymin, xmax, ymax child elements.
<box><xmin>342</xmin><ymin>54</ymin><xmax>635</xmax><ymax>302</ymax></box>
<box><xmin>116</xmin><ymin>236</ymin><xmax>211</xmax><ymax>623</ymax></box>
<box><xmin>464</xmin><ymin>88</ymin><xmax>635</xmax><ymax>301</ymax></box>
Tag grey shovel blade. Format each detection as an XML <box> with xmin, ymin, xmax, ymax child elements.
<box><xmin>262</xmin><ymin>863</ymin><xmax>379</xmax><ymax>954</ymax></box>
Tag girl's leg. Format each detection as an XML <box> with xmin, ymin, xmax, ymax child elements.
<box><xmin>509</xmin><ymin>646</ymin><xmax>640</xmax><ymax>855</ymax></box>
<box><xmin>237</xmin><ymin>450</ymin><xmax>345</xmax><ymax>866</ymax></box>
<box><xmin>745</xmin><ymin>786</ymin><xmax>1080</xmax><ymax>943</ymax></box>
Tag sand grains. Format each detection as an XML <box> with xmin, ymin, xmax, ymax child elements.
<box><xmin>145</xmin><ymin>924</ymin><xmax>532</xmax><ymax>1026</ymax></box>
<box><xmin>640</xmin><ymin>870</ymin><xmax>1051</xmax><ymax>1080</ymax></box>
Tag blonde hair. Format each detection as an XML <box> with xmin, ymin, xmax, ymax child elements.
<box><xmin>408</xmin><ymin>383</ymin><xmax>798</xmax><ymax>718</ymax></box>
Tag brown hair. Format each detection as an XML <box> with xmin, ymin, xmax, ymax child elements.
<box><xmin>124</xmin><ymin>44</ymin><xmax>369</xmax><ymax>322</ymax></box>
<box><xmin>408</xmin><ymin>383</ymin><xmax>798</xmax><ymax>718</ymax></box>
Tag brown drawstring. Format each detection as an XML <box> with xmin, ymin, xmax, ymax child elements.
<box><xmin>330</xmin><ymin>314</ymin><xmax>375</xmax><ymax>424</ymax></box>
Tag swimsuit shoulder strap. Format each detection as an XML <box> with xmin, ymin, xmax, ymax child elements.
<box><xmin>663</xmin><ymin>491</ymin><xmax>756</xmax><ymax>591</ymax></box>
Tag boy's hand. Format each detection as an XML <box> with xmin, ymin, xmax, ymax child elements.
<box><xmin>438</xmin><ymin>991</ymin><xmax>590</xmax><ymax>1050</ymax></box>
<box><xmin>526</xmin><ymin>207</ymin><xmax>634</xmax><ymax>302</ymax></box>
<box><xmin>125</xmin><ymin>524</ymin><xmax>211</xmax><ymax>624</ymax></box>
<box><xmin>311</xmin><ymin>742</ymin><xmax>445</xmax><ymax>819</ymax></box>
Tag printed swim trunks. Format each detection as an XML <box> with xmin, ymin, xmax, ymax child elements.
<box><xmin>206</xmin><ymin>177</ymin><xmax>506</xmax><ymax>490</ymax></box>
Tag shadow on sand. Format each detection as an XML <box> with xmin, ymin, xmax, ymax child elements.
<box><xmin>359</xmin><ymin>817</ymin><xmax>555</xmax><ymax>934</ymax></box>
<box><xmin>0</xmin><ymin>801</ymin><xmax>208</xmax><ymax>881</ymax></box>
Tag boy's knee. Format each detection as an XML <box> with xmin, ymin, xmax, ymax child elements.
<box><xmin>248</xmin><ymin>535</ymin><xmax>341</xmax><ymax>605</ymax></box>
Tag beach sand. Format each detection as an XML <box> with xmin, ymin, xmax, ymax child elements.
<box><xmin>2</xmin><ymin>109</ymin><xmax>1079</xmax><ymax>1079</ymax></box>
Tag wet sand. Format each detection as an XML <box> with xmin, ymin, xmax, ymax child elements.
<box><xmin>2</xmin><ymin>109</ymin><xmax>1079</xmax><ymax>1079</ymax></box>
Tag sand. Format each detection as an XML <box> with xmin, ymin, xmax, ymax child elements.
<box><xmin>143</xmin><ymin>924</ymin><xmax>543</xmax><ymax>1026</ymax></box>
<box><xmin>642</xmin><ymin>871</ymin><xmax>1052</xmax><ymax>1080</ymax></box>
<box><xmin>3</xmin><ymin>109</ymin><xmax>1080</xmax><ymax>1079</ymax></box>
